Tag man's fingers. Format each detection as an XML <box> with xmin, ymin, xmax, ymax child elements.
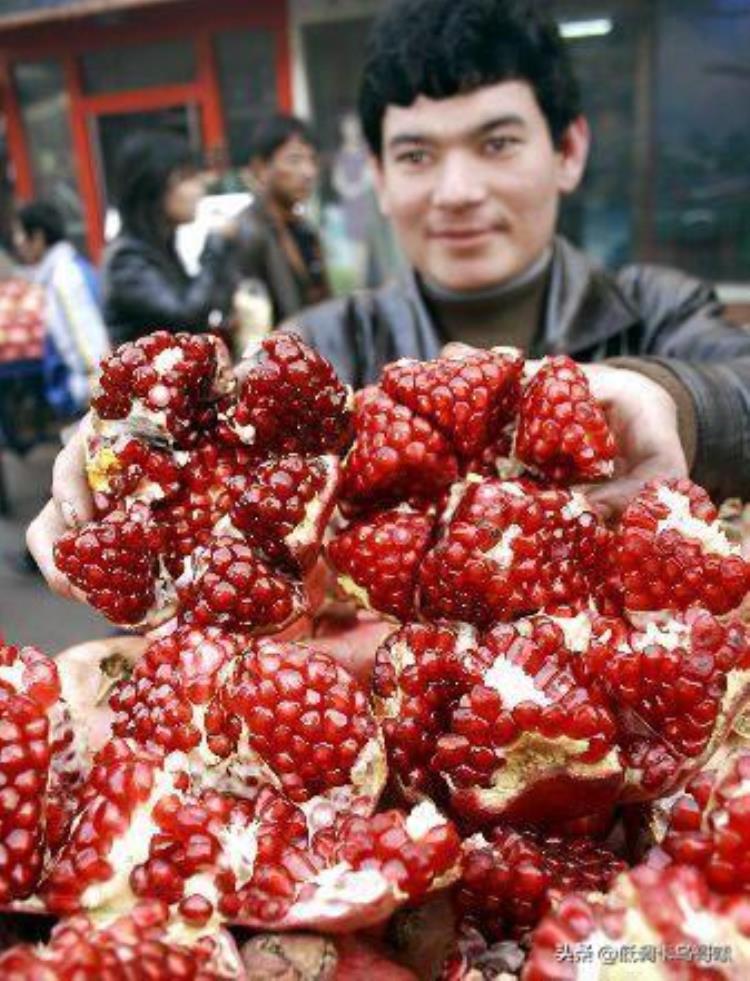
<box><xmin>50</xmin><ymin>423</ymin><xmax>93</xmax><ymax>526</ymax></box>
<box><xmin>26</xmin><ymin>500</ymin><xmax>85</xmax><ymax>602</ymax></box>
<box><xmin>585</xmin><ymin>449</ymin><xmax>687</xmax><ymax>519</ymax></box>
<box><xmin>584</xmin><ymin>477</ymin><xmax>648</xmax><ymax>521</ymax></box>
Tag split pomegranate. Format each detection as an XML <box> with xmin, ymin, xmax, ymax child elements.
<box><xmin>54</xmin><ymin>332</ymin><xmax>349</xmax><ymax>631</ymax></box>
<box><xmin>205</xmin><ymin>638</ymin><xmax>386</xmax><ymax>807</ymax></box>
<box><xmin>0</xmin><ymin>899</ymin><xmax>243</xmax><ymax>979</ymax></box>
<box><xmin>458</xmin><ymin>826</ymin><xmax>626</xmax><ymax>940</ymax></box>
<box><xmin>618</xmin><ymin>477</ymin><xmax>750</xmax><ymax>615</ymax></box>
<box><xmin>33</xmin><ymin>630</ymin><xmax>460</xmax><ymax>936</ymax></box>
<box><xmin>588</xmin><ymin>609</ymin><xmax>750</xmax><ymax>800</ymax></box>
<box><xmin>330</xmin><ymin>348</ymin><xmax>618</xmax><ymax>625</ymax></box>
<box><xmin>341</xmin><ymin>386</ymin><xmax>460</xmax><ymax>510</ymax></box>
<box><xmin>0</xmin><ymin>638</ymin><xmax>75</xmax><ymax>903</ymax></box>
<box><xmin>373</xmin><ymin>609</ymin><xmax>750</xmax><ymax>826</ymax></box>
<box><xmin>91</xmin><ymin>331</ymin><xmax>233</xmax><ymax>447</ymax></box>
<box><xmin>327</xmin><ymin>506</ymin><xmax>434</xmax><ymax>621</ymax></box>
<box><xmin>228</xmin><ymin>454</ymin><xmax>341</xmax><ymax>574</ymax></box>
<box><xmin>111</xmin><ymin>632</ymin><xmax>386</xmax><ymax>812</ymax></box>
<box><xmin>419</xmin><ymin>481</ymin><xmax>609</xmax><ymax>627</ymax></box>
<box><xmin>54</xmin><ymin>505</ymin><xmax>172</xmax><ymax>628</ymax></box>
<box><xmin>380</xmin><ymin>347</ymin><xmax>523</xmax><ymax>460</ymax></box>
<box><xmin>221</xmin><ymin>332</ymin><xmax>353</xmax><ymax>454</ymax></box>
<box><xmin>39</xmin><ymin>737</ymin><xmax>458</xmax><ymax>933</ymax></box>
<box><xmin>657</xmin><ymin>747</ymin><xmax>750</xmax><ymax>893</ymax></box>
<box><xmin>514</xmin><ymin>355</ymin><xmax>616</xmax><ymax>483</ymax></box>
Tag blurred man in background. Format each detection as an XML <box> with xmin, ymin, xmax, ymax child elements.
<box><xmin>234</xmin><ymin>115</ymin><xmax>330</xmax><ymax>326</ymax></box>
<box><xmin>14</xmin><ymin>200</ymin><xmax>109</xmax><ymax>417</ymax></box>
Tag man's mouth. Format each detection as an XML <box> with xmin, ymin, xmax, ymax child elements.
<box><xmin>428</xmin><ymin>226</ymin><xmax>502</xmax><ymax>243</ymax></box>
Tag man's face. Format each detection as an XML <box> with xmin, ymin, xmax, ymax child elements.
<box><xmin>261</xmin><ymin>135</ymin><xmax>319</xmax><ymax>210</ymax></box>
<box><xmin>12</xmin><ymin>223</ymin><xmax>46</xmax><ymax>265</ymax></box>
<box><xmin>374</xmin><ymin>81</ymin><xmax>588</xmax><ymax>291</ymax></box>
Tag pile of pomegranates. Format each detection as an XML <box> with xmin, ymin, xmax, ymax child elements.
<box><xmin>3</xmin><ymin>331</ymin><xmax>750</xmax><ymax>979</ymax></box>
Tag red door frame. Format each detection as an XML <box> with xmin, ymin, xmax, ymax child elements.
<box><xmin>0</xmin><ymin>0</ymin><xmax>292</xmax><ymax>259</ymax></box>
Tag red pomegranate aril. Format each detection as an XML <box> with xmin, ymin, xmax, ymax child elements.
<box><xmin>223</xmin><ymin>332</ymin><xmax>353</xmax><ymax>454</ymax></box>
<box><xmin>514</xmin><ymin>356</ymin><xmax>615</xmax><ymax>483</ymax></box>
<box><xmin>230</xmin><ymin>453</ymin><xmax>340</xmax><ymax>573</ymax></box>
<box><xmin>458</xmin><ymin>827</ymin><xmax>625</xmax><ymax>940</ymax></box>
<box><xmin>179</xmin><ymin>537</ymin><xmax>307</xmax><ymax>634</ymax></box>
<box><xmin>618</xmin><ymin>478</ymin><xmax>750</xmax><ymax>615</ymax></box>
<box><xmin>381</xmin><ymin>349</ymin><xmax>523</xmax><ymax>459</ymax></box>
<box><xmin>328</xmin><ymin>506</ymin><xmax>435</xmax><ymax>621</ymax></box>
<box><xmin>208</xmin><ymin>640</ymin><xmax>386</xmax><ymax>807</ymax></box>
<box><xmin>92</xmin><ymin>331</ymin><xmax>232</xmax><ymax>448</ymax></box>
<box><xmin>341</xmin><ymin>387</ymin><xmax>459</xmax><ymax>510</ymax></box>
<box><xmin>54</xmin><ymin>507</ymin><xmax>172</xmax><ymax>628</ymax></box>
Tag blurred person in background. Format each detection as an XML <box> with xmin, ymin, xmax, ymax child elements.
<box><xmin>234</xmin><ymin>115</ymin><xmax>330</xmax><ymax>326</ymax></box>
<box><xmin>102</xmin><ymin>129</ymin><xmax>236</xmax><ymax>345</ymax></box>
<box><xmin>14</xmin><ymin>200</ymin><xmax>109</xmax><ymax>417</ymax></box>
<box><xmin>332</xmin><ymin>111</ymin><xmax>374</xmax><ymax>286</ymax></box>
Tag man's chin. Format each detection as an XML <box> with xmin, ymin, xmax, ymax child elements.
<box><xmin>424</xmin><ymin>259</ymin><xmax>522</xmax><ymax>294</ymax></box>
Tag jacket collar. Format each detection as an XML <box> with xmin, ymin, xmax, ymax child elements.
<box><xmin>542</xmin><ymin>237</ymin><xmax>641</xmax><ymax>355</ymax></box>
<box><xmin>399</xmin><ymin>235</ymin><xmax>641</xmax><ymax>357</ymax></box>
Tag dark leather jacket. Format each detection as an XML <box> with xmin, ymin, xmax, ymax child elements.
<box><xmin>102</xmin><ymin>232</ymin><xmax>236</xmax><ymax>346</ymax></box>
<box><xmin>235</xmin><ymin>198</ymin><xmax>328</xmax><ymax>325</ymax></box>
<box><xmin>294</xmin><ymin>237</ymin><xmax>750</xmax><ymax>500</ymax></box>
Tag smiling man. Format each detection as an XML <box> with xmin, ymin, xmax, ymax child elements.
<box><xmin>292</xmin><ymin>0</ymin><xmax>750</xmax><ymax>508</ymax></box>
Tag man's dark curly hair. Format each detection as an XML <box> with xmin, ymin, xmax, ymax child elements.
<box><xmin>358</xmin><ymin>0</ymin><xmax>581</xmax><ymax>156</ymax></box>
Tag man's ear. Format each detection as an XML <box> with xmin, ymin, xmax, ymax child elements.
<box><xmin>556</xmin><ymin>116</ymin><xmax>590</xmax><ymax>195</ymax></box>
<box><xmin>369</xmin><ymin>153</ymin><xmax>390</xmax><ymax>217</ymax></box>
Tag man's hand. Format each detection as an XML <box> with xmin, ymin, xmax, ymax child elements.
<box><xmin>576</xmin><ymin>363</ymin><xmax>688</xmax><ymax>519</ymax></box>
<box><xmin>26</xmin><ymin>419</ymin><xmax>93</xmax><ymax>600</ymax></box>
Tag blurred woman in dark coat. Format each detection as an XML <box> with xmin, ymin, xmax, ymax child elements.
<box><xmin>102</xmin><ymin>130</ymin><xmax>236</xmax><ymax>345</ymax></box>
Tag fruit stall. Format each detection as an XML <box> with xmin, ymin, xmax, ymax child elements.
<box><xmin>2</xmin><ymin>332</ymin><xmax>750</xmax><ymax>978</ymax></box>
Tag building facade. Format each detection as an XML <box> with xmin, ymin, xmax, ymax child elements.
<box><xmin>0</xmin><ymin>0</ymin><xmax>291</xmax><ymax>258</ymax></box>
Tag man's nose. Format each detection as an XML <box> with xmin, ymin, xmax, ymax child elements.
<box><xmin>432</xmin><ymin>153</ymin><xmax>486</xmax><ymax>209</ymax></box>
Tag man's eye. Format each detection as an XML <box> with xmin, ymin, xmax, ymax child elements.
<box><xmin>484</xmin><ymin>137</ymin><xmax>519</xmax><ymax>155</ymax></box>
<box><xmin>397</xmin><ymin>150</ymin><xmax>429</xmax><ymax>166</ymax></box>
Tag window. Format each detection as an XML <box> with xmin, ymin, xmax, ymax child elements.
<box><xmin>554</xmin><ymin>0</ymin><xmax>750</xmax><ymax>282</ymax></box>
<box><xmin>13</xmin><ymin>59</ymin><xmax>85</xmax><ymax>250</ymax></box>
<box><xmin>651</xmin><ymin>0</ymin><xmax>750</xmax><ymax>282</ymax></box>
